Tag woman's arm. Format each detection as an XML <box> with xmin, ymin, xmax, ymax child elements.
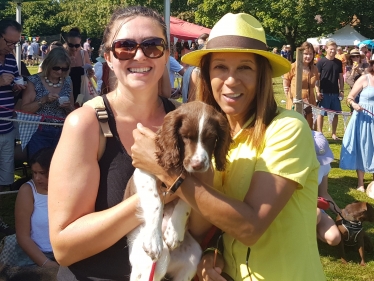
<box><xmin>282</xmin><ymin>77</ymin><xmax>291</xmax><ymax>97</ymax></box>
<box><xmin>346</xmin><ymin>75</ymin><xmax>366</xmax><ymax>111</ymax></box>
<box><xmin>15</xmin><ymin>184</ymin><xmax>58</xmax><ymax>267</ymax></box>
<box><xmin>48</xmin><ymin>107</ymin><xmax>141</xmax><ymax>266</ymax></box>
<box><xmin>131</xmin><ymin>124</ymin><xmax>298</xmax><ymax>247</ymax></box>
<box><xmin>83</xmin><ymin>50</ymin><xmax>95</xmax><ymax>79</ymax></box>
<box><xmin>20</xmin><ymin>81</ymin><xmax>48</xmax><ymax>113</ymax></box>
<box><xmin>176</xmin><ymin>171</ymin><xmax>297</xmax><ymax>246</ymax></box>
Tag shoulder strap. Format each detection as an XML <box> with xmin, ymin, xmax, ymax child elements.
<box><xmin>83</xmin><ymin>96</ymin><xmax>113</xmax><ymax>160</ymax></box>
<box><xmin>83</xmin><ymin>96</ymin><xmax>113</xmax><ymax>138</ymax></box>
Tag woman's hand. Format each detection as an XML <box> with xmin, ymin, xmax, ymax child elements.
<box><xmin>0</xmin><ymin>73</ymin><xmax>14</xmax><ymax>86</ymax></box>
<box><xmin>12</xmin><ymin>83</ymin><xmax>26</xmax><ymax>93</ymax></box>
<box><xmin>42</xmin><ymin>93</ymin><xmax>59</xmax><ymax>103</ymax></box>
<box><xmin>351</xmin><ymin>102</ymin><xmax>363</xmax><ymax>112</ymax></box>
<box><xmin>197</xmin><ymin>252</ymin><xmax>226</xmax><ymax>281</ymax></box>
<box><xmin>131</xmin><ymin>123</ymin><xmax>175</xmax><ymax>184</ymax></box>
<box><xmin>59</xmin><ymin>101</ymin><xmax>73</xmax><ymax>110</ymax></box>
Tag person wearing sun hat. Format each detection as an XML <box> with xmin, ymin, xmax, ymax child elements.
<box><xmin>131</xmin><ymin>12</ymin><xmax>325</xmax><ymax>281</ymax></box>
<box><xmin>40</xmin><ymin>40</ymin><xmax>48</xmax><ymax>62</ymax></box>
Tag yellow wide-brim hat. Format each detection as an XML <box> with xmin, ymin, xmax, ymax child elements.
<box><xmin>182</xmin><ymin>13</ymin><xmax>291</xmax><ymax>78</ymax></box>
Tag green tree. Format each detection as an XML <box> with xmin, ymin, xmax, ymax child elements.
<box><xmin>1</xmin><ymin>1</ymin><xmax>64</xmax><ymax>37</ymax></box>
<box><xmin>190</xmin><ymin>0</ymin><xmax>374</xmax><ymax>50</ymax></box>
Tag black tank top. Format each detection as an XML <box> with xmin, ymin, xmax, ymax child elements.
<box><xmin>69</xmin><ymin>66</ymin><xmax>85</xmax><ymax>101</ymax></box>
<box><xmin>58</xmin><ymin>95</ymin><xmax>176</xmax><ymax>281</ymax></box>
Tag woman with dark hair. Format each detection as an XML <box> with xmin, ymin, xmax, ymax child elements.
<box><xmin>65</xmin><ymin>27</ymin><xmax>94</xmax><ymax>102</ymax></box>
<box><xmin>283</xmin><ymin>41</ymin><xmax>319</xmax><ymax>128</ymax></box>
<box><xmin>49</xmin><ymin>6</ymin><xmax>177</xmax><ymax>280</ymax></box>
<box><xmin>131</xmin><ymin>13</ymin><xmax>325</xmax><ymax>281</ymax></box>
<box><xmin>15</xmin><ymin>147</ymin><xmax>59</xmax><ymax>268</ymax></box>
<box><xmin>21</xmin><ymin>47</ymin><xmax>74</xmax><ymax>157</ymax></box>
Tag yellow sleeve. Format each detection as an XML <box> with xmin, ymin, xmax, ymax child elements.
<box><xmin>255</xmin><ymin>109</ymin><xmax>319</xmax><ymax>189</ymax></box>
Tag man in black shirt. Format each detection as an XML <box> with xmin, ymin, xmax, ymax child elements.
<box><xmin>316</xmin><ymin>40</ymin><xmax>344</xmax><ymax>140</ymax></box>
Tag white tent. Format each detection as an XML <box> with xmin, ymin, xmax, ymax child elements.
<box><xmin>307</xmin><ymin>25</ymin><xmax>369</xmax><ymax>46</ymax></box>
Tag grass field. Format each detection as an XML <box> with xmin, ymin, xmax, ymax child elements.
<box><xmin>1</xmin><ymin>71</ymin><xmax>374</xmax><ymax>280</ymax></box>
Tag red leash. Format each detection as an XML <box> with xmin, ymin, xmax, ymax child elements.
<box><xmin>362</xmin><ymin>108</ymin><xmax>374</xmax><ymax>117</ymax></box>
<box><xmin>149</xmin><ymin>261</ymin><xmax>157</xmax><ymax>281</ymax></box>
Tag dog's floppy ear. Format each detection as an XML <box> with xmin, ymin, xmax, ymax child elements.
<box><xmin>365</xmin><ymin>203</ymin><xmax>374</xmax><ymax>222</ymax></box>
<box><xmin>155</xmin><ymin>109</ymin><xmax>184</xmax><ymax>171</ymax></box>
<box><xmin>344</xmin><ymin>201</ymin><xmax>371</xmax><ymax>222</ymax></box>
<box><xmin>213</xmin><ymin>113</ymin><xmax>232</xmax><ymax>171</ymax></box>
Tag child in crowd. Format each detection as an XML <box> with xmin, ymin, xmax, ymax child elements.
<box><xmin>15</xmin><ymin>147</ymin><xmax>59</xmax><ymax>268</ymax></box>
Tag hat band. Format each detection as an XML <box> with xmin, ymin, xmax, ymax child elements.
<box><xmin>206</xmin><ymin>35</ymin><xmax>267</xmax><ymax>51</ymax></box>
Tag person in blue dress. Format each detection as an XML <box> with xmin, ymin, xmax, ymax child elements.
<box><xmin>340</xmin><ymin>60</ymin><xmax>374</xmax><ymax>192</ymax></box>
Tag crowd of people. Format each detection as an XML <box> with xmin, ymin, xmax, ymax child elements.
<box><xmin>0</xmin><ymin>6</ymin><xmax>374</xmax><ymax>281</ymax></box>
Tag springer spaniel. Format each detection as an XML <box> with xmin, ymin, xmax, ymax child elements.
<box><xmin>125</xmin><ymin>101</ymin><xmax>232</xmax><ymax>281</ymax></box>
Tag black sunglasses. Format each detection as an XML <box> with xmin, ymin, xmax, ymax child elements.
<box><xmin>52</xmin><ymin>66</ymin><xmax>69</xmax><ymax>72</ymax></box>
<box><xmin>351</xmin><ymin>55</ymin><xmax>360</xmax><ymax>58</ymax></box>
<box><xmin>111</xmin><ymin>38</ymin><xmax>166</xmax><ymax>60</ymax></box>
<box><xmin>1</xmin><ymin>35</ymin><xmax>20</xmax><ymax>47</ymax></box>
<box><xmin>68</xmin><ymin>43</ymin><xmax>81</xmax><ymax>48</ymax></box>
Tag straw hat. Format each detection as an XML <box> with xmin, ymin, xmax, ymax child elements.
<box><xmin>41</xmin><ymin>40</ymin><xmax>47</xmax><ymax>45</ymax></box>
<box><xmin>181</xmin><ymin>13</ymin><xmax>291</xmax><ymax>77</ymax></box>
<box><xmin>347</xmin><ymin>49</ymin><xmax>364</xmax><ymax>59</ymax></box>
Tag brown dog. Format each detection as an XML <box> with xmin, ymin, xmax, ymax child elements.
<box><xmin>335</xmin><ymin>201</ymin><xmax>374</xmax><ymax>266</ymax></box>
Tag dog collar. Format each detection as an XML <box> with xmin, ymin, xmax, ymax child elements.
<box><xmin>166</xmin><ymin>172</ymin><xmax>186</xmax><ymax>194</ymax></box>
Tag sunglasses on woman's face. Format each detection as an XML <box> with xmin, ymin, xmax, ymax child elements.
<box><xmin>68</xmin><ymin>43</ymin><xmax>81</xmax><ymax>48</ymax></box>
<box><xmin>351</xmin><ymin>56</ymin><xmax>360</xmax><ymax>58</ymax></box>
<box><xmin>111</xmin><ymin>38</ymin><xmax>166</xmax><ymax>60</ymax></box>
<box><xmin>52</xmin><ymin>66</ymin><xmax>69</xmax><ymax>72</ymax></box>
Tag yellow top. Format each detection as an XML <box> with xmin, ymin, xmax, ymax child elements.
<box><xmin>214</xmin><ymin>108</ymin><xmax>325</xmax><ymax>281</ymax></box>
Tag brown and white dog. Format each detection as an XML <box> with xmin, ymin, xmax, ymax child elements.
<box><xmin>125</xmin><ymin>101</ymin><xmax>232</xmax><ymax>281</ymax></box>
<box><xmin>335</xmin><ymin>201</ymin><xmax>374</xmax><ymax>266</ymax></box>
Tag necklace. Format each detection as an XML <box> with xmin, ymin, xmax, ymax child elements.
<box><xmin>44</xmin><ymin>77</ymin><xmax>62</xmax><ymax>88</ymax></box>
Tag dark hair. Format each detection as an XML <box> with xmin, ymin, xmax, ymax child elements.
<box><xmin>0</xmin><ymin>19</ymin><xmax>22</xmax><ymax>35</ymax></box>
<box><xmin>41</xmin><ymin>47</ymin><xmax>71</xmax><ymax>77</ymax></box>
<box><xmin>183</xmin><ymin>42</ymin><xmax>190</xmax><ymax>49</ymax></box>
<box><xmin>102</xmin><ymin>6</ymin><xmax>168</xmax><ymax>53</ymax></box>
<box><xmin>30</xmin><ymin>147</ymin><xmax>55</xmax><ymax>172</ymax></box>
<box><xmin>198</xmin><ymin>53</ymin><xmax>277</xmax><ymax>148</ymax></box>
<box><xmin>67</xmin><ymin>27</ymin><xmax>81</xmax><ymax>39</ymax></box>
<box><xmin>198</xmin><ymin>33</ymin><xmax>209</xmax><ymax>41</ymax></box>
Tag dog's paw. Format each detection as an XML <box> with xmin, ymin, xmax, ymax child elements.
<box><xmin>163</xmin><ymin>225</ymin><xmax>183</xmax><ymax>250</ymax></box>
<box><xmin>142</xmin><ymin>232</ymin><xmax>163</xmax><ymax>261</ymax></box>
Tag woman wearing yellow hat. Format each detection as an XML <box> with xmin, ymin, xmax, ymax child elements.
<box><xmin>131</xmin><ymin>13</ymin><xmax>325</xmax><ymax>281</ymax></box>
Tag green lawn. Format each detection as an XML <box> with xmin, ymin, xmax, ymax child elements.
<box><xmin>1</xmin><ymin>74</ymin><xmax>373</xmax><ymax>280</ymax></box>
